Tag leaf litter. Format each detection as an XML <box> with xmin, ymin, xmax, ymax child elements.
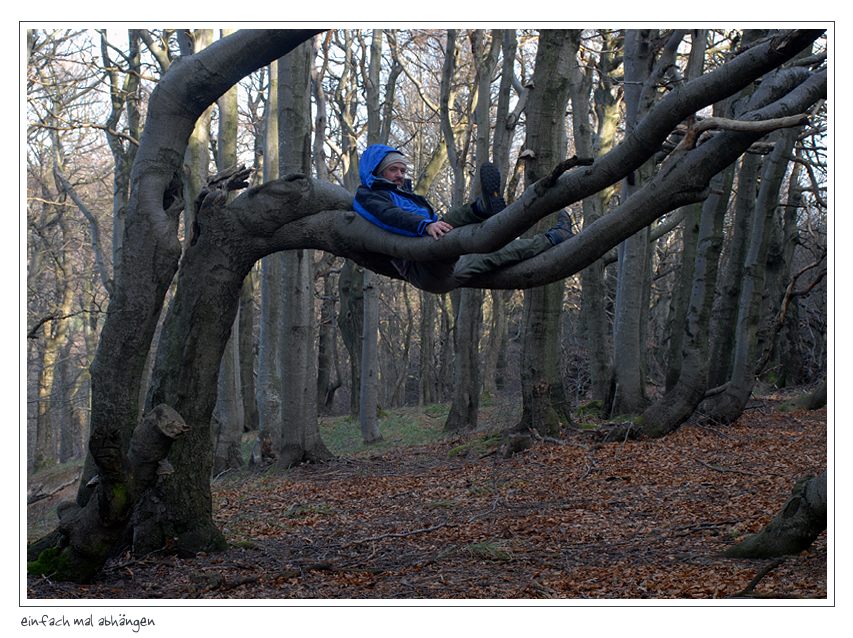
<box><xmin>27</xmin><ymin>404</ymin><xmax>827</xmax><ymax>600</ymax></box>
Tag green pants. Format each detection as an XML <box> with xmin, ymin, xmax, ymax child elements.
<box><xmin>392</xmin><ymin>202</ymin><xmax>552</xmax><ymax>293</ymax></box>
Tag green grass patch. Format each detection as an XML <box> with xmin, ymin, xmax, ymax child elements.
<box><xmin>448</xmin><ymin>433</ymin><xmax>503</xmax><ymax>458</ymax></box>
<box><xmin>576</xmin><ymin>421</ymin><xmax>600</xmax><ymax>431</ymax></box>
<box><xmin>575</xmin><ymin>400</ymin><xmax>604</xmax><ymax>417</ymax></box>
<box><xmin>319</xmin><ymin>406</ymin><xmax>452</xmax><ymax>457</ymax></box>
<box><xmin>423</xmin><ymin>403</ymin><xmax>450</xmax><ymax>419</ymax></box>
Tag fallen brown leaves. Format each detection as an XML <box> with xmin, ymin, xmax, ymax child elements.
<box><xmin>27</xmin><ymin>404</ymin><xmax>827</xmax><ymax>600</ymax></box>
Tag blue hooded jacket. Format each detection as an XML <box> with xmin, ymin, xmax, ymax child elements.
<box><xmin>353</xmin><ymin>144</ymin><xmax>437</xmax><ymax>237</ymax></box>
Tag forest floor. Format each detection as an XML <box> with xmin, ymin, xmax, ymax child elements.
<box><xmin>26</xmin><ymin>393</ymin><xmax>828</xmax><ymax>601</ymax></box>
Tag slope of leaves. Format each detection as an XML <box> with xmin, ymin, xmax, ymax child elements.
<box><xmin>27</xmin><ymin>403</ymin><xmax>827</xmax><ymax>600</ymax></box>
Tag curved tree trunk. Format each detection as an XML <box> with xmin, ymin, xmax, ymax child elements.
<box><xmin>703</xmin><ymin>126</ymin><xmax>799</xmax><ymax>424</ymax></box>
<box><xmin>638</xmin><ymin>163</ymin><xmax>733</xmax><ymax>437</ymax></box>
<box><xmin>31</xmin><ymin>29</ymin><xmax>824</xmax><ymax>583</ymax></box>
<box><xmin>725</xmin><ymin>471</ymin><xmax>826</xmax><ymax>558</ymax></box>
<box><xmin>32</xmin><ymin>31</ymin><xmax>322</xmax><ymax>581</ymax></box>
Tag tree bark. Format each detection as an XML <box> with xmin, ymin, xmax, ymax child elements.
<box><xmin>334</xmin><ymin>31</ymin><xmax>366</xmax><ymax>415</ymax></box>
<box><xmin>611</xmin><ymin>30</ymin><xmax>684</xmax><ymax>417</ymax></box>
<box><xmin>338</xmin><ymin>261</ymin><xmax>364</xmax><ymax>414</ymax></box>
<box><xmin>28</xmin><ymin>404</ymin><xmax>189</xmax><ymax>582</ymax></box>
<box><xmin>445</xmin><ymin>30</ymin><xmax>498</xmax><ymax>433</ymax></box>
<box><xmin>708</xmin><ymin>151</ymin><xmax>759</xmax><ymax>387</ymax></box>
<box><xmin>53</xmin><ymin>31</ymin><xmax>322</xmax><ymax>579</ymax></box>
<box><xmin>239</xmin><ymin>272</ymin><xmax>259</xmax><ymax>431</ymax></box>
<box><xmin>35</xmin><ymin>28</ymin><xmax>823</xmax><ymax>582</ymax></box>
<box><xmin>572</xmin><ymin>29</ymin><xmax>619</xmax><ymax>406</ymax></box>
<box><xmin>212</xmin><ymin>40</ymin><xmax>245</xmax><ymax>474</ymax></box>
<box><xmin>316</xmin><ymin>254</ymin><xmax>342</xmax><ymax>413</ymax></box>
<box><xmin>703</xmin><ymin>126</ymin><xmax>800</xmax><ymax>424</ymax></box>
<box><xmin>254</xmin><ymin>59</ymin><xmax>284</xmax><ymax>463</ymax></box>
<box><xmin>359</xmin><ymin>270</ymin><xmax>383</xmax><ymax>443</ymax></box>
<box><xmin>418</xmin><ymin>291</ymin><xmax>438</xmax><ymax>405</ymax></box>
<box><xmin>278</xmin><ymin>40</ymin><xmax>332</xmax><ymax>466</ymax></box>
<box><xmin>35</xmin><ymin>220</ymin><xmax>75</xmax><ymax>470</ymax></box>
<box><xmin>638</xmin><ymin>162</ymin><xmax>733</xmax><ymax>437</ymax></box>
<box><xmin>514</xmin><ymin>29</ymin><xmax>575</xmax><ymax>436</ymax></box>
<box><xmin>357</xmin><ymin>30</ymin><xmax>390</xmax><ymax>444</ymax></box>
<box><xmin>724</xmin><ymin>471</ymin><xmax>826</xmax><ymax>558</ymax></box>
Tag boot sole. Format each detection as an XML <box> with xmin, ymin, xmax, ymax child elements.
<box><xmin>479</xmin><ymin>163</ymin><xmax>505</xmax><ymax>216</ymax></box>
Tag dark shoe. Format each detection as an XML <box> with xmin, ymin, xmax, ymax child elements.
<box><xmin>545</xmin><ymin>209</ymin><xmax>574</xmax><ymax>245</ymax></box>
<box><xmin>473</xmin><ymin>163</ymin><xmax>506</xmax><ymax>218</ymax></box>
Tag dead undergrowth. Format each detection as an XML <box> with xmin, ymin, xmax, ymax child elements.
<box><xmin>26</xmin><ymin>403</ymin><xmax>827</xmax><ymax>600</ymax></box>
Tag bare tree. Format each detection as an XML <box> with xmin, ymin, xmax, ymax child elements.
<box><xmin>211</xmin><ymin>29</ymin><xmax>245</xmax><ymax>474</ymax></box>
<box><xmin>278</xmin><ymin>40</ymin><xmax>333</xmax><ymax>465</ymax></box>
<box><xmin>514</xmin><ymin>29</ymin><xmax>576</xmax><ymax>436</ymax></box>
<box><xmin>27</xmin><ymin>29</ymin><xmax>825</xmax><ymax>582</ymax></box>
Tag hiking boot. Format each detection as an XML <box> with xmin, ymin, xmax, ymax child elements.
<box><xmin>473</xmin><ymin>162</ymin><xmax>506</xmax><ymax>218</ymax></box>
<box><xmin>545</xmin><ymin>209</ymin><xmax>574</xmax><ymax>245</ymax></box>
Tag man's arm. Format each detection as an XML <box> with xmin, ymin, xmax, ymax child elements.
<box><xmin>354</xmin><ymin>187</ymin><xmax>435</xmax><ymax>237</ymax></box>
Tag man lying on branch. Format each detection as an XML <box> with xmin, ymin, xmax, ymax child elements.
<box><xmin>353</xmin><ymin>144</ymin><xmax>573</xmax><ymax>294</ymax></box>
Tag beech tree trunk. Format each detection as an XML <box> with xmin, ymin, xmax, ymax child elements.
<box><xmin>515</xmin><ymin>29</ymin><xmax>575</xmax><ymax>436</ymax></box>
<box><xmin>570</xmin><ymin>29</ymin><xmax>619</xmax><ymax>406</ymax></box>
<box><xmin>278</xmin><ymin>40</ymin><xmax>332</xmax><ymax>465</ymax></box>
<box><xmin>334</xmin><ymin>32</ymin><xmax>365</xmax><ymax>415</ymax></box>
<box><xmin>338</xmin><ymin>261</ymin><xmax>364</xmax><ymax>413</ymax></box>
<box><xmin>212</xmin><ymin>41</ymin><xmax>246</xmax><ymax>474</ymax></box>
<box><xmin>445</xmin><ymin>30</ymin><xmax>499</xmax><ymax>432</ymax></box>
<box><xmin>638</xmin><ymin>163</ymin><xmax>733</xmax><ymax>437</ymax></box>
<box><xmin>725</xmin><ymin>471</ymin><xmax>826</xmax><ymax>558</ymax></box>
<box><xmin>418</xmin><ymin>291</ymin><xmax>438</xmax><ymax>405</ymax></box>
<box><xmin>239</xmin><ymin>272</ymin><xmax>259</xmax><ymax>431</ymax></box>
<box><xmin>358</xmin><ymin>29</ymin><xmax>390</xmax><ymax>444</ymax></box>
<box><xmin>703</xmin><ymin>126</ymin><xmax>800</xmax><ymax>424</ymax></box>
<box><xmin>35</xmin><ymin>218</ymin><xmax>74</xmax><ymax>470</ymax></box>
<box><xmin>254</xmin><ymin>59</ymin><xmax>284</xmax><ymax>463</ymax></box>
<box><xmin>30</xmin><ymin>29</ymin><xmax>823</xmax><ymax>583</ymax></box>
<box><xmin>359</xmin><ymin>270</ymin><xmax>382</xmax><ymax>443</ymax></box>
<box><xmin>316</xmin><ymin>254</ymin><xmax>342</xmax><ymax>413</ymax></box>
<box><xmin>611</xmin><ymin>30</ymin><xmax>683</xmax><ymax>417</ymax></box>
<box><xmin>479</xmin><ymin>31</ymin><xmax>518</xmax><ymax>400</ymax></box>
<box><xmin>48</xmin><ymin>31</ymin><xmax>321</xmax><ymax>580</ymax></box>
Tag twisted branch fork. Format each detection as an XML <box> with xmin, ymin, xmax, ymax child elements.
<box><xmin>676</xmin><ymin>113</ymin><xmax>811</xmax><ymax>152</ymax></box>
<box><xmin>190</xmin><ymin>165</ymin><xmax>254</xmax><ymax>244</ymax></box>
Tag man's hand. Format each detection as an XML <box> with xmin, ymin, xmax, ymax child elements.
<box><xmin>425</xmin><ymin>220</ymin><xmax>454</xmax><ymax>239</ymax></box>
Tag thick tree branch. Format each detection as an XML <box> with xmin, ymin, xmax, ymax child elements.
<box><xmin>693</xmin><ymin>113</ymin><xmax>810</xmax><ymax>136</ymax></box>
<box><xmin>466</xmin><ymin>67</ymin><xmax>827</xmax><ymax>289</ymax></box>
<box><xmin>308</xmin><ymin>30</ymin><xmax>824</xmax><ymax>266</ymax></box>
<box><xmin>201</xmin><ymin>55</ymin><xmax>827</xmax><ymax>292</ymax></box>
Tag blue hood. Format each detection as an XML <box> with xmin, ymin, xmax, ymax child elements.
<box><xmin>359</xmin><ymin>144</ymin><xmax>402</xmax><ymax>189</ymax></box>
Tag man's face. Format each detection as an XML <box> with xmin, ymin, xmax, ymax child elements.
<box><xmin>380</xmin><ymin>162</ymin><xmax>407</xmax><ymax>187</ymax></box>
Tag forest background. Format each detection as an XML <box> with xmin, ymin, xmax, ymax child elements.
<box><xmin>17</xmin><ymin>18</ymin><xmax>838</xmax><ymax>630</ymax></box>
